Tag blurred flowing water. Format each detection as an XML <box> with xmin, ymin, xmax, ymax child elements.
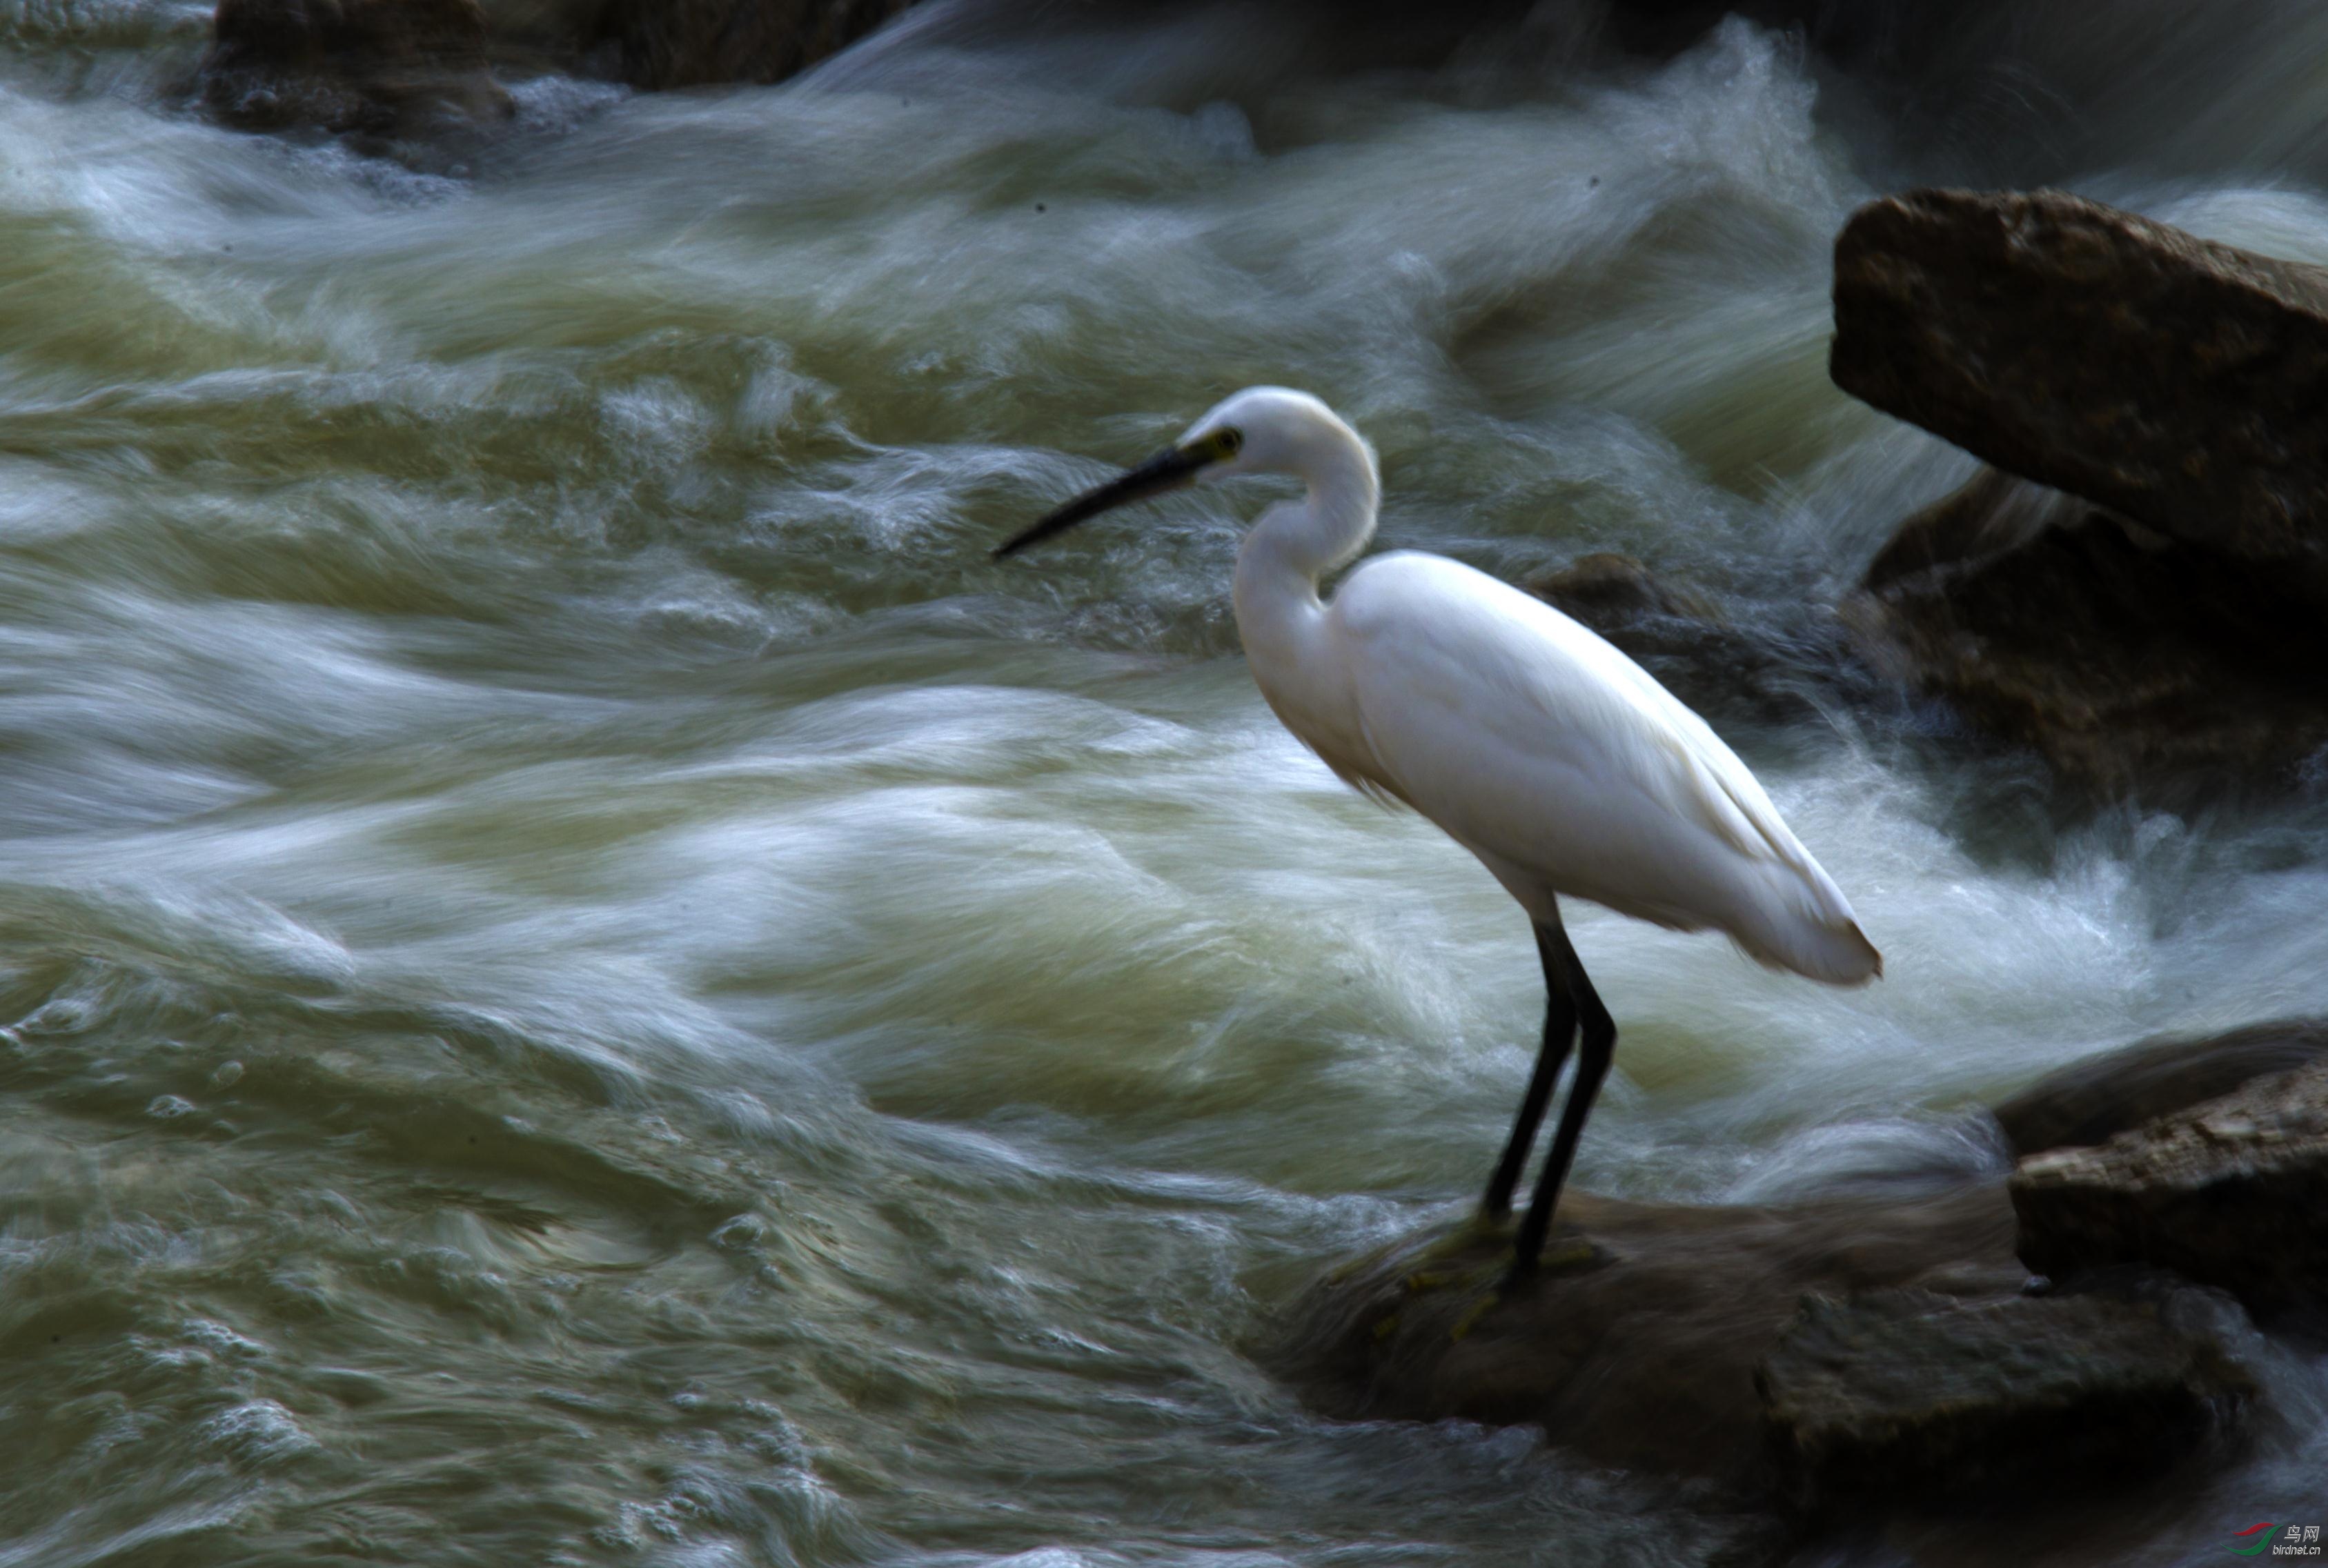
<box><xmin>3</xmin><ymin>2</ymin><xmax>2328</xmax><ymax>1564</ymax></box>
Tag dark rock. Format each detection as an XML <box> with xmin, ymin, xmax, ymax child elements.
<box><xmin>1757</xmin><ymin>1286</ymin><xmax>2251</xmax><ymax>1515</ymax></box>
<box><xmin>2013</xmin><ymin>1058</ymin><xmax>2328</xmax><ymax>1316</ymax></box>
<box><xmin>1282</xmin><ymin>1022</ymin><xmax>2318</xmax><ymax>1511</ymax></box>
<box><xmin>1857</xmin><ymin>467</ymin><xmax>2069</xmax><ymax>595</ymax></box>
<box><xmin>203</xmin><ymin>0</ymin><xmax>514</xmax><ymax>143</ymax></box>
<box><xmin>1278</xmin><ymin>1185</ymin><xmax>2023</xmax><ymax>1494</ymax></box>
<box><xmin>1995</xmin><ymin>1018</ymin><xmax>2328</xmax><ymax>1159</ymax></box>
<box><xmin>1833</xmin><ymin>189</ymin><xmax>2328</xmax><ymax>602</ymax></box>
<box><xmin>1845</xmin><ymin>468</ymin><xmax>2328</xmax><ymax>800</ymax></box>
<box><xmin>587</xmin><ymin>0</ymin><xmax>917</xmax><ymax>91</ymax></box>
<box><xmin>1530</xmin><ymin>553</ymin><xmax>1865</xmax><ymax>731</ymax></box>
<box><xmin>1531</xmin><ymin>550</ymin><xmax>1715</xmax><ymax>625</ymax></box>
<box><xmin>203</xmin><ymin>0</ymin><xmax>923</xmax><ymax>140</ymax></box>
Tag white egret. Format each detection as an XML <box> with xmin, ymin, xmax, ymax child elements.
<box><xmin>996</xmin><ymin>388</ymin><xmax>1881</xmax><ymax>1282</ymax></box>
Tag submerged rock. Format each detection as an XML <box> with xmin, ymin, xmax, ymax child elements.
<box><xmin>1757</xmin><ymin>1286</ymin><xmax>2251</xmax><ymax>1515</ymax></box>
<box><xmin>1279</xmin><ymin>1186</ymin><xmax>2024</xmax><ymax>1494</ymax></box>
<box><xmin>1994</xmin><ymin>1018</ymin><xmax>2328</xmax><ymax>1159</ymax></box>
<box><xmin>1530</xmin><ymin>553</ymin><xmax>1866</xmax><ymax>729</ymax></box>
<box><xmin>1845</xmin><ymin>467</ymin><xmax>2328</xmax><ymax>801</ymax></box>
<box><xmin>202</xmin><ymin>0</ymin><xmax>514</xmax><ymax>146</ymax></box>
<box><xmin>1833</xmin><ymin>189</ymin><xmax>2328</xmax><ymax>598</ymax></box>
<box><xmin>1530</xmin><ymin>550</ymin><xmax>1713</xmax><ymax>626</ymax></box>
<box><xmin>2013</xmin><ymin>1058</ymin><xmax>2328</xmax><ymax>1316</ymax></box>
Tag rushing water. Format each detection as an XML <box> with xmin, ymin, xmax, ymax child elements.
<box><xmin>5</xmin><ymin>3</ymin><xmax>2328</xmax><ymax>1564</ymax></box>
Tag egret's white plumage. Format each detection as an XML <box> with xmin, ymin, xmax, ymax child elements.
<box><xmin>1209</xmin><ymin>386</ymin><xmax>1880</xmax><ymax>986</ymax></box>
<box><xmin>998</xmin><ymin>386</ymin><xmax>1879</xmax><ymax>1280</ymax></box>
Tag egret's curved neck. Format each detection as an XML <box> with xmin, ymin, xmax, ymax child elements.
<box><xmin>1231</xmin><ymin>420</ymin><xmax>1381</xmax><ymax>621</ymax></box>
<box><xmin>1230</xmin><ymin>418</ymin><xmax>1380</xmax><ymax>750</ymax></box>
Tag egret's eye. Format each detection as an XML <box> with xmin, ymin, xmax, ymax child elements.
<box><xmin>1214</xmin><ymin>428</ymin><xmax>1243</xmax><ymax>458</ymax></box>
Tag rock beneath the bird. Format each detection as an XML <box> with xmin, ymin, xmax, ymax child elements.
<box><xmin>1278</xmin><ymin>1185</ymin><xmax>2024</xmax><ymax>1495</ymax></box>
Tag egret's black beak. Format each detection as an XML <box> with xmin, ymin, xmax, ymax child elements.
<box><xmin>994</xmin><ymin>445</ymin><xmax>1209</xmax><ymax>559</ymax></box>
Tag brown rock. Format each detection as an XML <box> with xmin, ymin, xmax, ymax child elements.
<box><xmin>1277</xmin><ymin>1186</ymin><xmax>2022</xmax><ymax>1494</ymax></box>
<box><xmin>589</xmin><ymin>0</ymin><xmax>916</xmax><ymax>91</ymax></box>
<box><xmin>1846</xmin><ymin>468</ymin><xmax>2328</xmax><ymax>800</ymax></box>
<box><xmin>2013</xmin><ymin>1058</ymin><xmax>2328</xmax><ymax>1314</ymax></box>
<box><xmin>1833</xmin><ymin>189</ymin><xmax>2328</xmax><ymax>600</ymax></box>
<box><xmin>203</xmin><ymin>0</ymin><xmax>513</xmax><ymax>143</ymax></box>
<box><xmin>1994</xmin><ymin>1018</ymin><xmax>2328</xmax><ymax>1159</ymax></box>
<box><xmin>1280</xmin><ymin>1019</ymin><xmax>2317</xmax><ymax>1507</ymax></box>
<box><xmin>1758</xmin><ymin>1287</ymin><xmax>2251</xmax><ymax>1515</ymax></box>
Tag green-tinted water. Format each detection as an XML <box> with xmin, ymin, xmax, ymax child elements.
<box><xmin>3</xmin><ymin>4</ymin><xmax>2327</xmax><ymax>1564</ymax></box>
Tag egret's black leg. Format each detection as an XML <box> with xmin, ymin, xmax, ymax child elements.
<box><xmin>1481</xmin><ymin>920</ymin><xmax>1577</xmax><ymax>1219</ymax></box>
<box><xmin>1507</xmin><ymin>928</ymin><xmax>1616</xmax><ymax>1284</ymax></box>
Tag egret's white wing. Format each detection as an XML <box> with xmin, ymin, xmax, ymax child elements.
<box><xmin>1325</xmin><ymin>553</ymin><xmax>1878</xmax><ymax>983</ymax></box>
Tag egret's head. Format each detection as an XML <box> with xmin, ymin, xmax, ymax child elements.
<box><xmin>993</xmin><ymin>386</ymin><xmax>1348</xmax><ymax>559</ymax></box>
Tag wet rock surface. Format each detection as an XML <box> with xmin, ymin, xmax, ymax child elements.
<box><xmin>1279</xmin><ymin>1185</ymin><xmax>2027</xmax><ymax>1495</ymax></box>
<box><xmin>1995</xmin><ymin>1018</ymin><xmax>2328</xmax><ymax>1159</ymax></box>
<box><xmin>1284</xmin><ymin>1189</ymin><xmax>2266</xmax><ymax>1516</ymax></box>
<box><xmin>1845</xmin><ymin>466</ymin><xmax>2328</xmax><ymax>801</ymax></box>
<box><xmin>1281</xmin><ymin>1021</ymin><xmax>2328</xmax><ymax>1514</ymax></box>
<box><xmin>1833</xmin><ymin>189</ymin><xmax>2328</xmax><ymax>595</ymax></box>
<box><xmin>1757</xmin><ymin>1286</ymin><xmax>2252</xmax><ymax>1514</ymax></box>
<box><xmin>2013</xmin><ymin>1058</ymin><xmax>2328</xmax><ymax>1316</ymax></box>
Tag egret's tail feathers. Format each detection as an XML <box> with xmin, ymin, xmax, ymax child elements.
<box><xmin>1734</xmin><ymin>916</ymin><xmax>1882</xmax><ymax>986</ymax></box>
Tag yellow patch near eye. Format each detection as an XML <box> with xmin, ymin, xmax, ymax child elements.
<box><xmin>1214</xmin><ymin>428</ymin><xmax>1243</xmax><ymax>457</ymax></box>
